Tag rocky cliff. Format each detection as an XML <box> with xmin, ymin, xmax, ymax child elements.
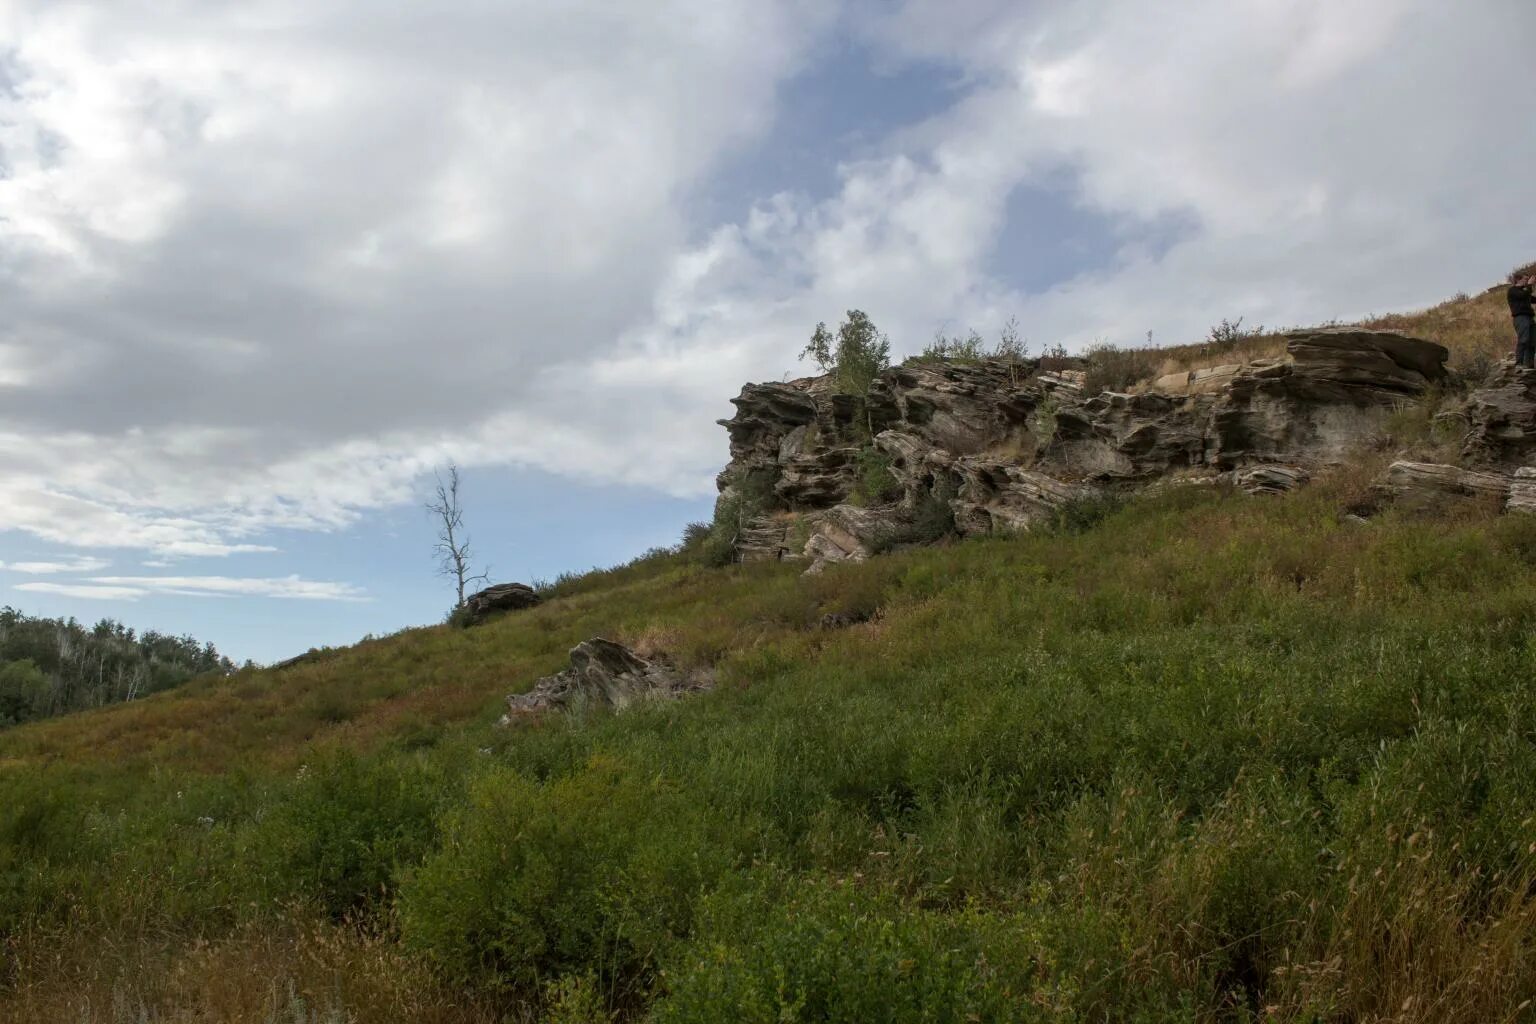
<box><xmin>717</xmin><ymin>327</ymin><xmax>1468</xmax><ymax>570</ymax></box>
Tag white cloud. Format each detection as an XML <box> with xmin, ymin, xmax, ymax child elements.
<box><xmin>15</xmin><ymin>582</ymin><xmax>146</xmax><ymax>601</ymax></box>
<box><xmin>88</xmin><ymin>575</ymin><xmax>368</xmax><ymax>601</ymax></box>
<box><xmin>1</xmin><ymin>0</ymin><xmax>1532</xmax><ymax>557</ymax></box>
<box><xmin>14</xmin><ymin>574</ymin><xmax>365</xmax><ymax>602</ymax></box>
<box><xmin>0</xmin><ymin>0</ymin><xmax>835</xmax><ymax>550</ymax></box>
<box><xmin>0</xmin><ymin>556</ymin><xmax>110</xmax><ymax>574</ymax></box>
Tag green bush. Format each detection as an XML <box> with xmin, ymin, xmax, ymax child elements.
<box><xmin>851</xmin><ymin>446</ymin><xmax>900</xmax><ymax>506</ymax></box>
<box><xmin>12</xmin><ymin>474</ymin><xmax>1536</xmax><ymax>1019</ymax></box>
<box><xmin>653</xmin><ymin>871</ymin><xmax>1073</xmax><ymax>1023</ymax></box>
<box><xmin>801</xmin><ymin>310</ymin><xmax>890</xmax><ymax>398</ymax></box>
<box><xmin>1047</xmin><ymin>490</ymin><xmax>1126</xmax><ymax>535</ymax></box>
<box><xmin>252</xmin><ymin>752</ymin><xmax>449</xmax><ymax>918</ymax></box>
<box><xmin>1082</xmin><ymin>342</ymin><xmax>1161</xmax><ymax>393</ymax></box>
<box><xmin>400</xmin><ymin>756</ymin><xmax>734</xmax><ymax>994</ymax></box>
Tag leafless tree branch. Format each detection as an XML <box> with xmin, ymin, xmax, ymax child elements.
<box><xmin>426</xmin><ymin>463</ymin><xmax>490</xmax><ymax>608</ymax></box>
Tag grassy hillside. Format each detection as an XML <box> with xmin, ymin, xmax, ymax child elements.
<box><xmin>4</xmin><ymin>455</ymin><xmax>1536</xmax><ymax>1021</ymax></box>
<box><xmin>1075</xmin><ymin>282</ymin><xmax>1516</xmax><ymax>393</ymax></box>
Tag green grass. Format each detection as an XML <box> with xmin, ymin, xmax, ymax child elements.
<box><xmin>4</xmin><ymin>472</ymin><xmax>1536</xmax><ymax>1020</ymax></box>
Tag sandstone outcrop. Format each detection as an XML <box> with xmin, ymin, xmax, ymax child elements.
<box><xmin>464</xmin><ymin>582</ymin><xmax>541</xmax><ymax>623</ymax></box>
<box><xmin>1463</xmin><ymin>366</ymin><xmax>1536</xmax><ymax>468</ymax></box>
<box><xmin>498</xmin><ymin>638</ymin><xmax>712</xmax><ymax>725</ymax></box>
<box><xmin>716</xmin><ymin>329</ymin><xmax>1450</xmax><ymax>569</ymax></box>
<box><xmin>1507</xmin><ymin>467</ymin><xmax>1536</xmax><ymax>514</ymax></box>
<box><xmin>1382</xmin><ymin>461</ymin><xmax>1510</xmax><ymax>508</ymax></box>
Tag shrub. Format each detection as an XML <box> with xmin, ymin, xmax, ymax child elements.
<box><xmin>0</xmin><ymin>660</ymin><xmax>49</xmax><ymax>725</ymax></box>
<box><xmin>1047</xmin><ymin>491</ymin><xmax>1127</xmax><ymax>534</ymax></box>
<box><xmin>850</xmin><ymin>447</ymin><xmax>900</xmax><ymax>506</ymax></box>
<box><xmin>400</xmin><ymin>757</ymin><xmax>731</xmax><ymax>996</ymax></box>
<box><xmin>869</xmin><ymin>476</ymin><xmax>957</xmax><ymax>554</ymax></box>
<box><xmin>1082</xmin><ymin>342</ymin><xmax>1160</xmax><ymax>393</ymax></box>
<box><xmin>252</xmin><ymin>752</ymin><xmax>448</xmax><ymax>919</ymax></box>
<box><xmin>801</xmin><ymin>311</ymin><xmax>890</xmax><ymax>399</ymax></box>
<box><xmin>917</xmin><ymin>319</ymin><xmax>1030</xmax><ymax>368</ymax></box>
<box><xmin>1207</xmin><ymin>316</ymin><xmax>1262</xmax><ymax>347</ymax></box>
<box><xmin>919</xmin><ymin>328</ymin><xmax>986</xmax><ymax>363</ymax></box>
<box><xmin>651</xmin><ymin>872</ymin><xmax>1058</xmax><ymax>1023</ymax></box>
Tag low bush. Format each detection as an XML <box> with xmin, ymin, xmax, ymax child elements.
<box><xmin>850</xmin><ymin>446</ymin><xmax>900</xmax><ymax>506</ymax></box>
<box><xmin>400</xmin><ymin>756</ymin><xmax>734</xmax><ymax>998</ymax></box>
<box><xmin>8</xmin><ymin>475</ymin><xmax>1536</xmax><ymax>1019</ymax></box>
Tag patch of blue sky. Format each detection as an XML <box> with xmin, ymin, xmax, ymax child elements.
<box><xmin>988</xmin><ymin>166</ymin><xmax>1200</xmax><ymax>300</ymax></box>
<box><xmin>0</xmin><ymin>465</ymin><xmax>713</xmax><ymax>664</ymax></box>
<box><xmin>690</xmin><ymin>34</ymin><xmax>966</xmax><ymax>229</ymax></box>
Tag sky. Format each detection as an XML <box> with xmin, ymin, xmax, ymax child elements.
<box><xmin>1</xmin><ymin>0</ymin><xmax>1533</xmax><ymax>663</ymax></box>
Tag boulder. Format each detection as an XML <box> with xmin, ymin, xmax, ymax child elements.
<box><xmin>1463</xmin><ymin>366</ymin><xmax>1536</xmax><ymax>468</ymax></box>
<box><xmin>737</xmin><ymin>516</ymin><xmax>794</xmax><ymax>563</ymax></box>
<box><xmin>802</xmin><ymin>504</ymin><xmax>906</xmax><ymax>574</ymax></box>
<box><xmin>1284</xmin><ymin>328</ymin><xmax>1448</xmax><ymax>396</ymax></box>
<box><xmin>498</xmin><ymin>638</ymin><xmax>712</xmax><ymax>725</ymax></box>
<box><xmin>1382</xmin><ymin>461</ymin><xmax>1509</xmax><ymax>508</ymax></box>
<box><xmin>1153</xmin><ymin>363</ymin><xmax>1245</xmax><ymax>397</ymax></box>
<box><xmin>1507</xmin><ymin>467</ymin><xmax>1536</xmax><ymax>515</ymax></box>
<box><xmin>464</xmin><ymin>582</ymin><xmax>541</xmax><ymax>623</ymax></box>
<box><xmin>880</xmin><ymin>361</ymin><xmax>1027</xmax><ymax>455</ymax></box>
<box><xmin>1043</xmin><ymin>390</ymin><xmax>1212</xmax><ymax>480</ymax></box>
<box><xmin>775</xmin><ymin>446</ymin><xmax>861</xmax><ymax>506</ymax></box>
<box><xmin>1235</xmin><ymin>464</ymin><xmax>1310</xmax><ymax>495</ymax></box>
<box><xmin>951</xmin><ymin>460</ymin><xmax>1089</xmax><ymax>535</ymax></box>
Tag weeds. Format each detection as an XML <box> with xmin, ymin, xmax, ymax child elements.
<box><xmin>6</xmin><ymin>474</ymin><xmax>1536</xmax><ymax>1020</ymax></box>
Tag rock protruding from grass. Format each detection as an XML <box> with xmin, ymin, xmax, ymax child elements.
<box><xmin>498</xmin><ymin>638</ymin><xmax>712</xmax><ymax>725</ymax></box>
<box><xmin>1463</xmin><ymin>365</ymin><xmax>1536</xmax><ymax>467</ymax></box>
<box><xmin>464</xmin><ymin>582</ymin><xmax>541</xmax><ymax>624</ymax></box>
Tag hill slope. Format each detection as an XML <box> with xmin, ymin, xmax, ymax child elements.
<box><xmin>4</xmin><ymin>284</ymin><xmax>1536</xmax><ymax>1022</ymax></box>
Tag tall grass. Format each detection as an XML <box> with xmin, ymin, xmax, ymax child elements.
<box><xmin>4</xmin><ymin>470</ymin><xmax>1536</xmax><ymax>1020</ymax></box>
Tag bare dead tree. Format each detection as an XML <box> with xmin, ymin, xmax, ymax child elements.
<box><xmin>427</xmin><ymin>463</ymin><xmax>490</xmax><ymax>609</ymax></box>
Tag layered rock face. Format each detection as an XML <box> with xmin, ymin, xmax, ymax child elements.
<box><xmin>498</xmin><ymin>638</ymin><xmax>713</xmax><ymax>725</ymax></box>
<box><xmin>718</xmin><ymin>329</ymin><xmax>1449</xmax><ymax>569</ymax></box>
<box><xmin>1376</xmin><ymin>365</ymin><xmax>1536</xmax><ymax>514</ymax></box>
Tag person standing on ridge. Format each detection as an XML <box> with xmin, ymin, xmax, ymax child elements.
<box><xmin>1510</xmin><ymin>269</ymin><xmax>1536</xmax><ymax>369</ymax></box>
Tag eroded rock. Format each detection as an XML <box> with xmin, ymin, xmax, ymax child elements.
<box><xmin>1463</xmin><ymin>366</ymin><xmax>1536</xmax><ymax>468</ymax></box>
<box><xmin>1235</xmin><ymin>464</ymin><xmax>1310</xmax><ymax>496</ymax></box>
<box><xmin>498</xmin><ymin>638</ymin><xmax>712</xmax><ymax>725</ymax></box>
<box><xmin>737</xmin><ymin>516</ymin><xmax>796</xmax><ymax>563</ymax></box>
<box><xmin>1382</xmin><ymin>460</ymin><xmax>1510</xmax><ymax>508</ymax></box>
<box><xmin>802</xmin><ymin>505</ymin><xmax>904</xmax><ymax>574</ymax></box>
<box><xmin>1506</xmin><ymin>467</ymin><xmax>1536</xmax><ymax>514</ymax></box>
<box><xmin>464</xmin><ymin>583</ymin><xmax>542</xmax><ymax>623</ymax></box>
<box><xmin>714</xmin><ymin>328</ymin><xmax>1452</xmax><ymax>566</ymax></box>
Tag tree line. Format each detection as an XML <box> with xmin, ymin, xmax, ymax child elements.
<box><xmin>0</xmin><ymin>606</ymin><xmax>235</xmax><ymax>727</ymax></box>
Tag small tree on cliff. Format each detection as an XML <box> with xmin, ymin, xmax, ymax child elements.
<box><xmin>427</xmin><ymin>463</ymin><xmax>489</xmax><ymax>612</ymax></box>
<box><xmin>801</xmin><ymin>310</ymin><xmax>890</xmax><ymax>398</ymax></box>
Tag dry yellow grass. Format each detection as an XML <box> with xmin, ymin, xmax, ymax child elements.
<box><xmin>5</xmin><ymin>919</ymin><xmax>503</xmax><ymax>1023</ymax></box>
<box><xmin>1109</xmin><ymin>280</ymin><xmax>1518</xmax><ymax>390</ymax></box>
<box><xmin>1364</xmin><ymin>284</ymin><xmax>1514</xmax><ymax>376</ymax></box>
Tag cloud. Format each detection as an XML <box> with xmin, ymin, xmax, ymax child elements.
<box><xmin>0</xmin><ymin>0</ymin><xmax>835</xmax><ymax>550</ymax></box>
<box><xmin>1</xmin><ymin>0</ymin><xmax>1532</xmax><ymax>558</ymax></box>
<box><xmin>0</xmin><ymin>556</ymin><xmax>110</xmax><ymax>574</ymax></box>
<box><xmin>14</xmin><ymin>582</ymin><xmax>146</xmax><ymax>601</ymax></box>
<box><xmin>14</xmin><ymin>573</ymin><xmax>366</xmax><ymax>601</ymax></box>
<box><xmin>87</xmin><ymin>575</ymin><xmax>369</xmax><ymax>602</ymax></box>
